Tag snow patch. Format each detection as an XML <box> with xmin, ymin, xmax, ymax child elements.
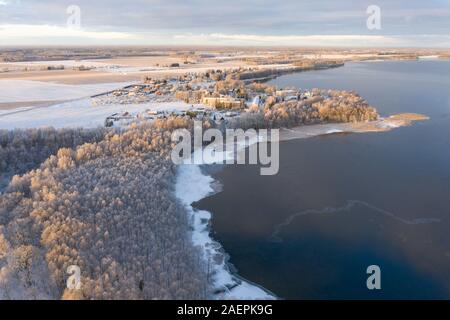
<box><xmin>380</xmin><ymin>121</ymin><xmax>401</xmax><ymax>129</ymax></box>
<box><xmin>418</xmin><ymin>55</ymin><xmax>439</xmax><ymax>60</ymax></box>
<box><xmin>325</xmin><ymin>129</ymin><xmax>344</xmax><ymax>134</ymax></box>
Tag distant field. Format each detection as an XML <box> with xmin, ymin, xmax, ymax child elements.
<box><xmin>0</xmin><ymin>100</ymin><xmax>65</xmax><ymax>111</ymax></box>
<box><xmin>0</xmin><ymin>56</ymin><xmax>248</xmax><ymax>84</ymax></box>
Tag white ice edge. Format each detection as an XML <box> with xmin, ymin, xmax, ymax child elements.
<box><xmin>175</xmin><ymin>137</ymin><xmax>276</xmax><ymax>300</ymax></box>
<box><xmin>325</xmin><ymin>129</ymin><xmax>344</xmax><ymax>134</ymax></box>
<box><xmin>418</xmin><ymin>55</ymin><xmax>439</xmax><ymax>60</ymax></box>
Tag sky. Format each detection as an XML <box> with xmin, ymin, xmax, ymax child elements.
<box><xmin>0</xmin><ymin>0</ymin><xmax>449</xmax><ymax>47</ymax></box>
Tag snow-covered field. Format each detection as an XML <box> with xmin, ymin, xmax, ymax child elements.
<box><xmin>0</xmin><ymin>80</ymin><xmax>135</xmax><ymax>103</ymax></box>
<box><xmin>0</xmin><ymin>98</ymin><xmax>197</xmax><ymax>130</ymax></box>
<box><xmin>2</xmin><ymin>60</ymin><xmax>164</xmax><ymax>74</ymax></box>
<box><xmin>0</xmin><ymin>77</ymin><xmax>207</xmax><ymax>129</ymax></box>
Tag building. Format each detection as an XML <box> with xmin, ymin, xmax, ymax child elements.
<box><xmin>201</xmin><ymin>95</ymin><xmax>244</xmax><ymax>109</ymax></box>
<box><xmin>275</xmin><ymin>89</ymin><xmax>298</xmax><ymax>97</ymax></box>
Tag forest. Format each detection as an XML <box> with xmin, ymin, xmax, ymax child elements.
<box><xmin>0</xmin><ymin>128</ymin><xmax>107</xmax><ymax>192</ymax></box>
<box><xmin>0</xmin><ymin>119</ymin><xmax>210</xmax><ymax>299</ymax></box>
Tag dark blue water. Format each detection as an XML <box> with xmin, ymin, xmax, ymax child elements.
<box><xmin>195</xmin><ymin>61</ymin><xmax>450</xmax><ymax>299</ymax></box>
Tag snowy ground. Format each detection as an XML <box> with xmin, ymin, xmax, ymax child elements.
<box><xmin>0</xmin><ymin>98</ymin><xmax>198</xmax><ymax>130</ymax></box>
<box><xmin>0</xmin><ymin>79</ymin><xmax>134</xmax><ymax>103</ymax></box>
<box><xmin>0</xmin><ymin>77</ymin><xmax>208</xmax><ymax>130</ymax></box>
<box><xmin>2</xmin><ymin>60</ymin><xmax>165</xmax><ymax>74</ymax></box>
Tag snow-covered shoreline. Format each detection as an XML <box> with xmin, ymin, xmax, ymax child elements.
<box><xmin>174</xmin><ymin>113</ymin><xmax>429</xmax><ymax>300</ymax></box>
<box><xmin>173</xmin><ymin>128</ymin><xmax>345</xmax><ymax>300</ymax></box>
<box><xmin>175</xmin><ymin>145</ymin><xmax>276</xmax><ymax>300</ymax></box>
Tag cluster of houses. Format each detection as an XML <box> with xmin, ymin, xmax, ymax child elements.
<box><xmin>93</xmin><ymin>73</ymin><xmax>222</xmax><ymax>106</ymax></box>
<box><xmin>101</xmin><ymin>85</ymin><xmax>319</xmax><ymax>127</ymax></box>
<box><xmin>92</xmin><ymin>82</ymin><xmax>179</xmax><ymax>105</ymax></box>
<box><xmin>275</xmin><ymin>89</ymin><xmax>313</xmax><ymax>101</ymax></box>
<box><xmin>104</xmin><ymin>107</ymin><xmax>240</xmax><ymax>128</ymax></box>
<box><xmin>98</xmin><ymin>70</ymin><xmax>320</xmax><ymax>128</ymax></box>
<box><xmin>246</xmin><ymin>88</ymin><xmax>315</xmax><ymax>111</ymax></box>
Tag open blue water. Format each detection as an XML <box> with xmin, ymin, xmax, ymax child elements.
<box><xmin>195</xmin><ymin>60</ymin><xmax>450</xmax><ymax>299</ymax></box>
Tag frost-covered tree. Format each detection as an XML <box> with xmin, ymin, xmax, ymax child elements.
<box><xmin>0</xmin><ymin>127</ymin><xmax>107</xmax><ymax>191</ymax></box>
<box><xmin>0</xmin><ymin>119</ymin><xmax>210</xmax><ymax>300</ymax></box>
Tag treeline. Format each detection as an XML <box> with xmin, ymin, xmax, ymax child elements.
<box><xmin>234</xmin><ymin>67</ymin><xmax>301</xmax><ymax>81</ymax></box>
<box><xmin>234</xmin><ymin>61</ymin><xmax>344</xmax><ymax>81</ymax></box>
<box><xmin>313</xmin><ymin>90</ymin><xmax>379</xmax><ymax>123</ymax></box>
<box><xmin>293</xmin><ymin>60</ymin><xmax>344</xmax><ymax>70</ymax></box>
<box><xmin>0</xmin><ymin>128</ymin><xmax>107</xmax><ymax>191</ymax></box>
<box><xmin>228</xmin><ymin>90</ymin><xmax>378</xmax><ymax>130</ymax></box>
<box><xmin>0</xmin><ymin>118</ymin><xmax>210</xmax><ymax>300</ymax></box>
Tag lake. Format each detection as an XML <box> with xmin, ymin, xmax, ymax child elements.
<box><xmin>195</xmin><ymin>60</ymin><xmax>450</xmax><ymax>299</ymax></box>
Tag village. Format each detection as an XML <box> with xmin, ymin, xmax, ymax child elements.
<box><xmin>96</xmin><ymin>68</ymin><xmax>325</xmax><ymax>128</ymax></box>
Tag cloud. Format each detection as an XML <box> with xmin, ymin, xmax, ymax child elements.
<box><xmin>1</xmin><ymin>0</ymin><xmax>450</xmax><ymax>34</ymax></box>
<box><xmin>0</xmin><ymin>0</ymin><xmax>449</xmax><ymax>46</ymax></box>
<box><xmin>171</xmin><ymin>33</ymin><xmax>450</xmax><ymax>47</ymax></box>
<box><xmin>0</xmin><ymin>24</ymin><xmax>137</xmax><ymax>41</ymax></box>
<box><xmin>2</xmin><ymin>25</ymin><xmax>450</xmax><ymax>47</ymax></box>
<box><xmin>173</xmin><ymin>33</ymin><xmax>396</xmax><ymax>46</ymax></box>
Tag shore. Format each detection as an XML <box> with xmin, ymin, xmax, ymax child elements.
<box><xmin>278</xmin><ymin>113</ymin><xmax>430</xmax><ymax>141</ymax></box>
<box><xmin>174</xmin><ymin>113</ymin><xmax>429</xmax><ymax>299</ymax></box>
<box><xmin>175</xmin><ymin>147</ymin><xmax>277</xmax><ymax>300</ymax></box>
